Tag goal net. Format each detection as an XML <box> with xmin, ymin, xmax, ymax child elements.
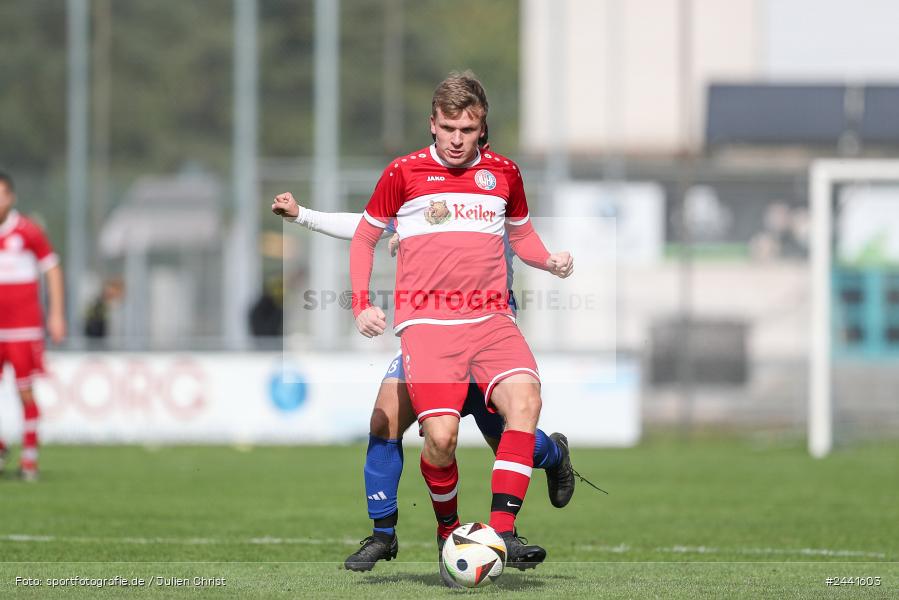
<box><xmin>809</xmin><ymin>159</ymin><xmax>899</xmax><ymax>457</ymax></box>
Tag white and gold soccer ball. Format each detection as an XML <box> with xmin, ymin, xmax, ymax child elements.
<box><xmin>440</xmin><ymin>522</ymin><xmax>506</xmax><ymax>588</ymax></box>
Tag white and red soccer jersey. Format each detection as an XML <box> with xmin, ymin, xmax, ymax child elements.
<box><xmin>361</xmin><ymin>145</ymin><xmax>534</xmax><ymax>332</ymax></box>
<box><xmin>0</xmin><ymin>210</ymin><xmax>58</xmax><ymax>341</ymax></box>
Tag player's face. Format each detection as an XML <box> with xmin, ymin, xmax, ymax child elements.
<box><xmin>430</xmin><ymin>108</ymin><xmax>485</xmax><ymax>167</ymax></box>
<box><xmin>0</xmin><ymin>183</ymin><xmax>15</xmax><ymax>222</ymax></box>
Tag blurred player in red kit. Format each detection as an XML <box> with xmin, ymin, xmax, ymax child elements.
<box><xmin>0</xmin><ymin>172</ymin><xmax>66</xmax><ymax>481</ymax></box>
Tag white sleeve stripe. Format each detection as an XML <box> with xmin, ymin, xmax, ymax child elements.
<box><xmin>493</xmin><ymin>460</ymin><xmax>533</xmax><ymax>478</ymax></box>
<box><xmin>38</xmin><ymin>254</ymin><xmax>59</xmax><ymax>272</ymax></box>
<box><xmin>0</xmin><ymin>328</ymin><xmax>44</xmax><ymax>342</ymax></box>
<box><xmin>506</xmin><ymin>214</ymin><xmax>529</xmax><ymax>226</ymax></box>
<box><xmin>428</xmin><ymin>483</ymin><xmax>459</xmax><ymax>502</ymax></box>
<box><xmin>362</xmin><ymin>211</ymin><xmax>388</xmax><ymax>228</ymax></box>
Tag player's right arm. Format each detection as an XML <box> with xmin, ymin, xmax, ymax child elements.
<box><xmin>350</xmin><ymin>162</ymin><xmax>405</xmax><ymax>337</ymax></box>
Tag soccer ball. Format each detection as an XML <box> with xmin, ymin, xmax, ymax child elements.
<box><xmin>440</xmin><ymin>522</ymin><xmax>506</xmax><ymax>588</ymax></box>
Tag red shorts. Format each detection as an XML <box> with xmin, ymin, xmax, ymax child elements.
<box><xmin>0</xmin><ymin>340</ymin><xmax>45</xmax><ymax>390</ymax></box>
<box><xmin>400</xmin><ymin>315</ymin><xmax>539</xmax><ymax>425</ymax></box>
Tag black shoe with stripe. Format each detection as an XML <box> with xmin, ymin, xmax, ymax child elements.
<box><xmin>499</xmin><ymin>531</ymin><xmax>546</xmax><ymax>570</ymax></box>
<box><xmin>546</xmin><ymin>432</ymin><xmax>575</xmax><ymax>508</ymax></box>
<box><xmin>344</xmin><ymin>533</ymin><xmax>398</xmax><ymax>572</ymax></box>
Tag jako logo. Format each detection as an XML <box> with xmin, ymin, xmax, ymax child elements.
<box><xmin>427</xmin><ymin>175</ymin><xmax>445</xmax><ymax>182</ymax></box>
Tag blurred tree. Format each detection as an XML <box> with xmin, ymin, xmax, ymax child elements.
<box><xmin>342</xmin><ymin>0</ymin><xmax>519</xmax><ymax>158</ymax></box>
<box><xmin>0</xmin><ymin>1</ymin><xmax>68</xmax><ymax>171</ymax></box>
<box><xmin>1</xmin><ymin>0</ymin><xmax>521</xmax><ymax>304</ymax></box>
<box><xmin>107</xmin><ymin>1</ymin><xmax>233</xmax><ymax>173</ymax></box>
<box><xmin>258</xmin><ymin>0</ymin><xmax>314</xmax><ymax>158</ymax></box>
<box><xmin>0</xmin><ymin>0</ymin><xmax>519</xmax><ymax>177</ymax></box>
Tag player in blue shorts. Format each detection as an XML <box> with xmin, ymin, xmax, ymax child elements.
<box><xmin>272</xmin><ymin>166</ymin><xmax>576</xmax><ymax>573</ymax></box>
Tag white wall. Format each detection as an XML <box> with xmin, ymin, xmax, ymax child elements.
<box><xmin>522</xmin><ymin>0</ymin><xmax>761</xmax><ymax>154</ymax></box>
<box><xmin>521</xmin><ymin>0</ymin><xmax>899</xmax><ymax>154</ymax></box>
<box><xmin>0</xmin><ymin>352</ymin><xmax>641</xmax><ymax>447</ymax></box>
<box><xmin>764</xmin><ymin>0</ymin><xmax>899</xmax><ymax>80</ymax></box>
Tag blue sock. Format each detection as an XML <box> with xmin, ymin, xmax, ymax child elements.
<box><xmin>364</xmin><ymin>435</ymin><xmax>403</xmax><ymax>537</ymax></box>
<box><xmin>533</xmin><ymin>428</ymin><xmax>562</xmax><ymax>470</ymax></box>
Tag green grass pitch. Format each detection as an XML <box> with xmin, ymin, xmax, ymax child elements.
<box><xmin>0</xmin><ymin>437</ymin><xmax>896</xmax><ymax>598</ymax></box>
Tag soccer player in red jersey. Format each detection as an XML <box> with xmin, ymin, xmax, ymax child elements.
<box><xmin>0</xmin><ymin>172</ymin><xmax>66</xmax><ymax>481</ymax></box>
<box><xmin>349</xmin><ymin>72</ymin><xmax>572</xmax><ymax>579</ymax></box>
<box><xmin>272</xmin><ymin>189</ymin><xmax>576</xmax><ymax>575</ymax></box>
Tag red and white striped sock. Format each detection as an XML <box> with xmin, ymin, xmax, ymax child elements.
<box><xmin>489</xmin><ymin>429</ymin><xmax>535</xmax><ymax>534</ymax></box>
<box><xmin>21</xmin><ymin>402</ymin><xmax>39</xmax><ymax>472</ymax></box>
<box><xmin>420</xmin><ymin>456</ymin><xmax>460</xmax><ymax>539</ymax></box>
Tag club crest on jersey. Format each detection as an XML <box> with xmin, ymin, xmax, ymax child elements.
<box><xmin>474</xmin><ymin>169</ymin><xmax>497</xmax><ymax>191</ymax></box>
<box><xmin>425</xmin><ymin>199</ymin><xmax>451</xmax><ymax>225</ymax></box>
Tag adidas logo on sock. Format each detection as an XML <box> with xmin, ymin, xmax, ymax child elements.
<box><xmin>367</xmin><ymin>491</ymin><xmax>388</xmax><ymax>501</ymax></box>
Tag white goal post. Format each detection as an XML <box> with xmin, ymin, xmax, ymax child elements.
<box><xmin>809</xmin><ymin>159</ymin><xmax>899</xmax><ymax>458</ymax></box>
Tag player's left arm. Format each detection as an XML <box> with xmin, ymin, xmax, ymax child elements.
<box><xmin>44</xmin><ymin>264</ymin><xmax>67</xmax><ymax>344</ymax></box>
<box><xmin>29</xmin><ymin>223</ymin><xmax>67</xmax><ymax>344</ymax></box>
<box><xmin>504</xmin><ymin>164</ymin><xmax>573</xmax><ymax>279</ymax></box>
<box><xmin>271</xmin><ymin>192</ymin><xmax>393</xmax><ymax>241</ymax></box>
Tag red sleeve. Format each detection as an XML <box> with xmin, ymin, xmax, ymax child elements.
<box><xmin>25</xmin><ymin>220</ymin><xmax>59</xmax><ymax>273</ymax></box>
<box><xmin>350</xmin><ymin>219</ymin><xmax>383</xmax><ymax>317</ymax></box>
<box><xmin>505</xmin><ymin>162</ymin><xmax>530</xmax><ymax>225</ymax></box>
<box><xmin>503</xmin><ymin>162</ymin><xmax>549</xmax><ymax>268</ymax></box>
<box><xmin>363</xmin><ymin>161</ymin><xmax>406</xmax><ymax>226</ymax></box>
<box><xmin>350</xmin><ymin>162</ymin><xmax>405</xmax><ymax>317</ymax></box>
<box><xmin>507</xmin><ymin>220</ymin><xmax>551</xmax><ymax>271</ymax></box>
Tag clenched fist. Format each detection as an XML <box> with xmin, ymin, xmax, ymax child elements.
<box><xmin>272</xmin><ymin>192</ymin><xmax>301</xmax><ymax>219</ymax></box>
<box><xmin>546</xmin><ymin>251</ymin><xmax>574</xmax><ymax>278</ymax></box>
<box><xmin>355</xmin><ymin>305</ymin><xmax>387</xmax><ymax>338</ymax></box>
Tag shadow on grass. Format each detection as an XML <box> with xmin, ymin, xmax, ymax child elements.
<box><xmin>359</xmin><ymin>572</ymin><xmax>446</xmax><ymax>587</ymax></box>
<box><xmin>359</xmin><ymin>569</ymin><xmax>568</xmax><ymax>590</ymax></box>
<box><xmin>495</xmin><ymin>571</ymin><xmax>577</xmax><ymax>590</ymax></box>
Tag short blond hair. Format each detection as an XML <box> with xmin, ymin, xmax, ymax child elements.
<box><xmin>431</xmin><ymin>70</ymin><xmax>489</xmax><ymax>122</ymax></box>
